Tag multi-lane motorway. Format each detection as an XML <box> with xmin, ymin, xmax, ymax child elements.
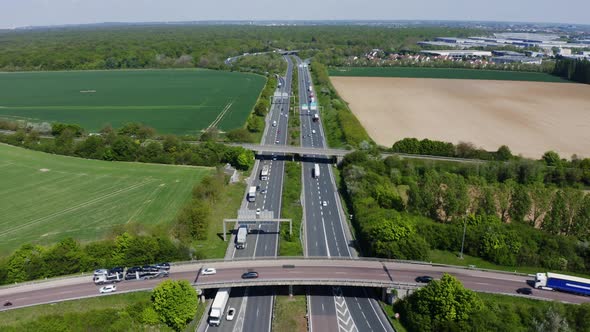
<box><xmin>204</xmin><ymin>55</ymin><xmax>294</xmax><ymax>332</ymax></box>
<box><xmin>295</xmin><ymin>57</ymin><xmax>394</xmax><ymax>332</ymax></box>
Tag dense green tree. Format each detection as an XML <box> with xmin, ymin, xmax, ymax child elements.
<box><xmin>151</xmin><ymin>280</ymin><xmax>198</xmax><ymax>331</ymax></box>
<box><xmin>542</xmin><ymin>150</ymin><xmax>562</xmax><ymax>166</ymax></box>
<box><xmin>495</xmin><ymin>145</ymin><xmax>513</xmax><ymax>161</ymax></box>
<box><xmin>117</xmin><ymin>123</ymin><xmax>156</xmax><ymax>140</ymax></box>
<box><xmin>529</xmin><ymin>182</ymin><xmax>553</xmax><ymax>226</ymax></box>
<box><xmin>509</xmin><ymin>184</ymin><xmax>532</xmax><ymax>223</ymax></box>
<box><xmin>397</xmin><ymin>274</ymin><xmax>483</xmax><ymax>332</ymax></box>
<box><xmin>440</xmin><ymin>173</ymin><xmax>469</xmax><ymax>221</ymax></box>
<box><xmin>543</xmin><ymin>190</ymin><xmax>567</xmax><ymax>235</ymax></box>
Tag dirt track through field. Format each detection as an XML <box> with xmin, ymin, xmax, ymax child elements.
<box><xmin>331</xmin><ymin>77</ymin><xmax>590</xmax><ymax>158</ymax></box>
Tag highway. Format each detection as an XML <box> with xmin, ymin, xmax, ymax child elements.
<box><xmin>295</xmin><ymin>57</ymin><xmax>395</xmax><ymax>332</ymax></box>
<box><xmin>204</xmin><ymin>55</ymin><xmax>294</xmax><ymax>332</ymax></box>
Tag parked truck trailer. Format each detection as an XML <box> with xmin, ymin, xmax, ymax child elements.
<box><xmin>534</xmin><ymin>272</ymin><xmax>590</xmax><ymax>296</ymax></box>
<box><xmin>209</xmin><ymin>288</ymin><xmax>231</xmax><ymax>326</ymax></box>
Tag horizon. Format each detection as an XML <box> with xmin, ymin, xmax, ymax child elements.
<box><xmin>1</xmin><ymin>0</ymin><xmax>589</xmax><ymax>30</ymax></box>
<box><xmin>3</xmin><ymin>19</ymin><xmax>590</xmax><ymax>31</ymax></box>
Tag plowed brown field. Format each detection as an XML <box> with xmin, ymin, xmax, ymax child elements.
<box><xmin>331</xmin><ymin>77</ymin><xmax>590</xmax><ymax>158</ymax></box>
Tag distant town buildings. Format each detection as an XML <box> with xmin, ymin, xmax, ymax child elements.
<box><xmin>417</xmin><ymin>32</ymin><xmax>590</xmax><ymax>62</ymax></box>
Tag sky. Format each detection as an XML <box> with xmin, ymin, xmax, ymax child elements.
<box><xmin>0</xmin><ymin>0</ymin><xmax>588</xmax><ymax>29</ymax></box>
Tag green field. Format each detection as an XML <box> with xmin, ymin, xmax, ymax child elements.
<box><xmin>0</xmin><ymin>69</ymin><xmax>266</xmax><ymax>134</ymax></box>
<box><xmin>329</xmin><ymin>67</ymin><xmax>567</xmax><ymax>82</ymax></box>
<box><xmin>0</xmin><ymin>143</ymin><xmax>211</xmax><ymax>254</ymax></box>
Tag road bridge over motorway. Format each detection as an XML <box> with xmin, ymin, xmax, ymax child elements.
<box><xmin>192</xmin><ymin>259</ymin><xmax>408</xmax><ymax>291</ymax></box>
<box><xmin>234</xmin><ymin>143</ymin><xmax>484</xmax><ymax>164</ymax></box>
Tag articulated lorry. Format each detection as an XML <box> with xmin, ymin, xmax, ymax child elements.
<box><xmin>235</xmin><ymin>226</ymin><xmax>248</xmax><ymax>249</ymax></box>
<box><xmin>247</xmin><ymin>186</ymin><xmax>256</xmax><ymax>202</ymax></box>
<box><xmin>209</xmin><ymin>288</ymin><xmax>231</xmax><ymax>326</ymax></box>
<box><xmin>534</xmin><ymin>272</ymin><xmax>590</xmax><ymax>296</ymax></box>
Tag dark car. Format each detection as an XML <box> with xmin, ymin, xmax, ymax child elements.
<box><xmin>125</xmin><ymin>273</ymin><xmax>138</xmax><ymax>280</ymax></box>
<box><xmin>155</xmin><ymin>263</ymin><xmax>170</xmax><ymax>270</ymax></box>
<box><xmin>241</xmin><ymin>271</ymin><xmax>259</xmax><ymax>279</ymax></box>
<box><xmin>415</xmin><ymin>276</ymin><xmax>434</xmax><ymax>283</ymax></box>
<box><xmin>517</xmin><ymin>287</ymin><xmax>533</xmax><ymax>295</ymax></box>
<box><xmin>3</xmin><ymin>301</ymin><xmax>12</xmax><ymax>307</ymax></box>
<box><xmin>127</xmin><ymin>266</ymin><xmax>141</xmax><ymax>273</ymax></box>
<box><xmin>110</xmin><ymin>267</ymin><xmax>124</xmax><ymax>274</ymax></box>
<box><xmin>142</xmin><ymin>265</ymin><xmax>159</xmax><ymax>272</ymax></box>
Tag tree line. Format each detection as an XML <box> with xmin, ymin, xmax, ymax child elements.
<box><xmin>0</xmin><ymin>233</ymin><xmax>189</xmax><ymax>285</ymax></box>
<box><xmin>553</xmin><ymin>57</ymin><xmax>590</xmax><ymax>84</ymax></box>
<box><xmin>0</xmin><ymin>122</ymin><xmax>255</xmax><ymax>170</ymax></box>
<box><xmin>390</xmin><ymin>138</ymin><xmax>590</xmax><ymax>187</ymax></box>
<box><xmin>340</xmin><ymin>151</ymin><xmax>590</xmax><ymax>274</ymax></box>
<box><xmin>0</xmin><ymin>25</ymin><xmax>478</xmax><ymax>72</ymax></box>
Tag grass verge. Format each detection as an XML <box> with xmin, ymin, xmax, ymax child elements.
<box><xmin>272</xmin><ymin>288</ymin><xmax>307</xmax><ymax>332</ymax></box>
<box><xmin>379</xmin><ymin>301</ymin><xmax>408</xmax><ymax>332</ymax></box>
<box><xmin>310</xmin><ymin>62</ymin><xmax>372</xmax><ymax>149</ymax></box>
<box><xmin>279</xmin><ymin>162</ymin><xmax>303</xmax><ymax>256</ymax></box>
<box><xmin>192</xmin><ymin>181</ymin><xmax>246</xmax><ymax>259</ymax></box>
<box><xmin>0</xmin><ymin>292</ymin><xmax>154</xmax><ymax>327</ymax></box>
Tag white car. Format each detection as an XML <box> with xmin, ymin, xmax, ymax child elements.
<box><xmin>312</xmin><ymin>130</ymin><xmax>316</xmax><ymax>134</ymax></box>
<box><xmin>226</xmin><ymin>307</ymin><xmax>236</xmax><ymax>321</ymax></box>
<box><xmin>256</xmin><ymin>208</ymin><xmax>261</xmax><ymax>216</ymax></box>
<box><xmin>99</xmin><ymin>285</ymin><xmax>117</xmax><ymax>294</ymax></box>
<box><xmin>322</xmin><ymin>201</ymin><xmax>328</xmax><ymax>207</ymax></box>
<box><xmin>201</xmin><ymin>267</ymin><xmax>217</xmax><ymax>275</ymax></box>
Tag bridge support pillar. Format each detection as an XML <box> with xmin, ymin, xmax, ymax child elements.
<box><xmin>289</xmin><ymin>285</ymin><xmax>293</xmax><ymax>297</ymax></box>
<box><xmin>195</xmin><ymin>288</ymin><xmax>205</xmax><ymax>303</ymax></box>
<box><xmin>383</xmin><ymin>288</ymin><xmax>397</xmax><ymax>304</ymax></box>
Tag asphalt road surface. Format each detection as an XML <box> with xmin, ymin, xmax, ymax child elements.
<box><xmin>295</xmin><ymin>57</ymin><xmax>394</xmax><ymax>332</ymax></box>
<box><xmin>204</xmin><ymin>55</ymin><xmax>294</xmax><ymax>332</ymax></box>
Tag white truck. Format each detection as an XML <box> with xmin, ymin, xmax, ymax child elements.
<box><xmin>236</xmin><ymin>226</ymin><xmax>248</xmax><ymax>249</ymax></box>
<box><xmin>247</xmin><ymin>186</ymin><xmax>256</xmax><ymax>202</ymax></box>
<box><xmin>313</xmin><ymin>163</ymin><xmax>320</xmax><ymax>178</ymax></box>
<box><xmin>208</xmin><ymin>288</ymin><xmax>231</xmax><ymax>326</ymax></box>
<box><xmin>312</xmin><ymin>113</ymin><xmax>319</xmax><ymax>122</ymax></box>
<box><xmin>260</xmin><ymin>165</ymin><xmax>269</xmax><ymax>181</ymax></box>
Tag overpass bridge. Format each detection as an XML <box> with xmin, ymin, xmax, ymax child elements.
<box><xmin>234</xmin><ymin>143</ymin><xmax>484</xmax><ymax>164</ymax></box>
<box><xmin>192</xmin><ymin>258</ymin><xmax>416</xmax><ymax>292</ymax></box>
